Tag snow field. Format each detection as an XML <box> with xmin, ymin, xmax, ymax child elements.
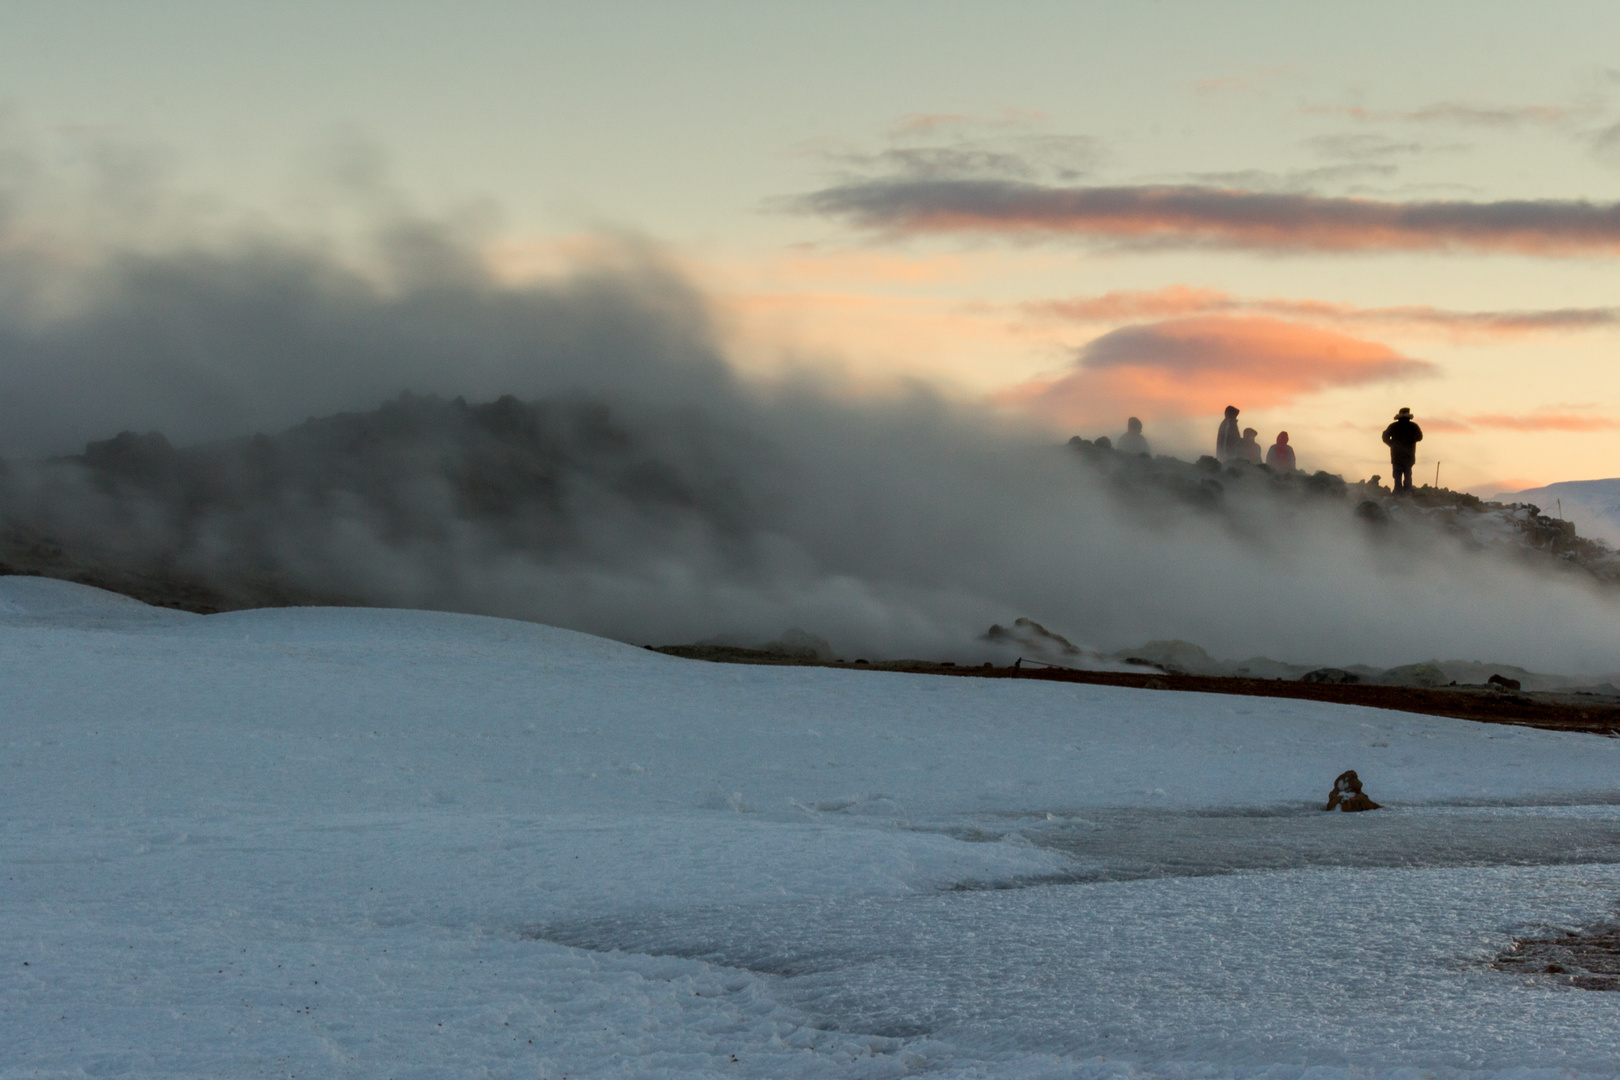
<box><xmin>3</xmin><ymin>577</ymin><xmax>1620</xmax><ymax>1078</ymax></box>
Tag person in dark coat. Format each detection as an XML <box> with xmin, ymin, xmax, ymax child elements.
<box><xmin>1216</xmin><ymin>405</ymin><xmax>1242</xmax><ymax>462</ymax></box>
<box><xmin>1238</xmin><ymin>427</ymin><xmax>1263</xmax><ymax>464</ymax></box>
<box><xmin>1382</xmin><ymin>407</ymin><xmax>1423</xmax><ymax>493</ymax></box>
<box><xmin>1265</xmin><ymin>431</ymin><xmax>1296</xmax><ymax>472</ymax></box>
<box><xmin>1117</xmin><ymin>416</ymin><xmax>1150</xmax><ymax>456</ymax></box>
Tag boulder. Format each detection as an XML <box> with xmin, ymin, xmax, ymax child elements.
<box><xmin>1301</xmin><ymin>667</ymin><xmax>1361</xmax><ymax>684</ymax></box>
<box><xmin>1324</xmin><ymin>769</ymin><xmax>1381</xmax><ymax>812</ymax></box>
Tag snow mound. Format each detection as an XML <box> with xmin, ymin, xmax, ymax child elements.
<box><xmin>5</xmin><ymin>595</ymin><xmax>1620</xmax><ymax>1076</ymax></box>
<box><xmin>168</xmin><ymin>602</ymin><xmax>667</xmax><ymax>664</ymax></box>
<box><xmin>0</xmin><ymin>574</ymin><xmax>193</xmax><ymax>626</ymax></box>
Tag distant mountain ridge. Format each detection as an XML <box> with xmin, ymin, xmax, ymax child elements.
<box><xmin>1492</xmin><ymin>478</ymin><xmax>1620</xmax><ymax>546</ymax></box>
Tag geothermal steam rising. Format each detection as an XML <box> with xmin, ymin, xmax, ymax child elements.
<box><xmin>1</xmin><ymin>207</ymin><xmax>1618</xmax><ymax>672</ymax></box>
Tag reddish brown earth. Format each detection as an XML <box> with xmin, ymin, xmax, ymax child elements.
<box><xmin>5</xmin><ymin>550</ymin><xmax>1615</xmax><ymax>740</ymax></box>
<box><xmin>654</xmin><ymin>646</ymin><xmax>1620</xmax><ymax>738</ymax></box>
<box><xmin>1495</xmin><ymin>926</ymin><xmax>1620</xmax><ymax>990</ymax></box>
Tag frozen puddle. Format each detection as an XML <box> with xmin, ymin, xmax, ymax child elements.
<box><xmin>1496</xmin><ymin>920</ymin><xmax>1620</xmax><ymax>990</ymax></box>
<box><xmin>1004</xmin><ymin>801</ymin><xmax>1620</xmax><ymax>881</ymax></box>
<box><xmin>539</xmin><ymin>805</ymin><xmax>1620</xmax><ymax>1073</ymax></box>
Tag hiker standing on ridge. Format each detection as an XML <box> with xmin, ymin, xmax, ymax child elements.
<box><xmin>1117</xmin><ymin>417</ymin><xmax>1150</xmax><ymax>456</ymax></box>
<box><xmin>1216</xmin><ymin>406</ymin><xmax>1242</xmax><ymax>462</ymax></box>
<box><xmin>1382</xmin><ymin>407</ymin><xmax>1423</xmax><ymax>494</ymax></box>
<box><xmin>1238</xmin><ymin>428</ymin><xmax>1263</xmax><ymax>464</ymax></box>
<box><xmin>1266</xmin><ymin>432</ymin><xmax>1296</xmax><ymax>472</ymax></box>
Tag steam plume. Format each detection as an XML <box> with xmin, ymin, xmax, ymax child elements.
<box><xmin>2</xmin><ymin>166</ymin><xmax>1619</xmax><ymax>674</ymax></box>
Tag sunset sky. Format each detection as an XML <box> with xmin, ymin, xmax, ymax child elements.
<box><xmin>5</xmin><ymin>1</ymin><xmax>1620</xmax><ymax>491</ymax></box>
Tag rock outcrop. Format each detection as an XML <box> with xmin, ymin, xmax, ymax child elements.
<box><xmin>1324</xmin><ymin>769</ymin><xmax>1381</xmax><ymax>812</ymax></box>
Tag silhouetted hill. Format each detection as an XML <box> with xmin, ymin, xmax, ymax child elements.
<box><xmin>2</xmin><ymin>394</ymin><xmax>1617</xmax><ymax>626</ymax></box>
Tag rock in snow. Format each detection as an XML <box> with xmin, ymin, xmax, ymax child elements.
<box><xmin>1325</xmin><ymin>768</ymin><xmax>1383</xmax><ymax>812</ymax></box>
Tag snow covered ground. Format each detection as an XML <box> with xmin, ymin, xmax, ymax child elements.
<box><xmin>3</xmin><ymin>576</ymin><xmax>1619</xmax><ymax>1079</ymax></box>
<box><xmin>1496</xmin><ymin>478</ymin><xmax>1620</xmax><ymax>546</ymax></box>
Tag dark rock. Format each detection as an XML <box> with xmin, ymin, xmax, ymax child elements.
<box><xmin>1355</xmin><ymin>500</ymin><xmax>1389</xmax><ymax>525</ymax></box>
<box><xmin>985</xmin><ymin>617</ymin><xmax>1083</xmax><ymax>664</ymax></box>
<box><xmin>1324</xmin><ymin>769</ymin><xmax>1381</xmax><ymax>812</ymax></box>
<box><xmin>1494</xmin><ymin>923</ymin><xmax>1620</xmax><ymax>990</ymax></box>
<box><xmin>1488</xmin><ymin>673</ymin><xmax>1522</xmax><ymax>692</ymax></box>
<box><xmin>1302</xmin><ymin>667</ymin><xmax>1361</xmax><ymax>684</ymax></box>
<box><xmin>752</xmin><ymin>628</ymin><xmax>835</xmax><ymax>661</ymax></box>
<box><xmin>1304</xmin><ymin>471</ymin><xmax>1347</xmax><ymax>498</ymax></box>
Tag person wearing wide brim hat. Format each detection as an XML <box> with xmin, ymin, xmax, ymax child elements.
<box><xmin>1381</xmin><ymin>407</ymin><xmax>1423</xmax><ymax>494</ymax></box>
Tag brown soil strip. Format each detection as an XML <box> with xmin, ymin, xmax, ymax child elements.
<box><xmin>1495</xmin><ymin>926</ymin><xmax>1620</xmax><ymax>990</ymax></box>
<box><xmin>6</xmin><ymin>555</ymin><xmax>1614</xmax><ymax>740</ymax></box>
<box><xmin>653</xmin><ymin>646</ymin><xmax>1620</xmax><ymax>738</ymax></box>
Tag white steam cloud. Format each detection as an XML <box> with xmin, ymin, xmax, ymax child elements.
<box><xmin>1</xmin><ymin>150</ymin><xmax>1618</xmax><ymax>675</ymax></box>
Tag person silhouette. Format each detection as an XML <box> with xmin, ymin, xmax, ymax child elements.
<box><xmin>1117</xmin><ymin>416</ymin><xmax>1150</xmax><ymax>456</ymax></box>
<box><xmin>1265</xmin><ymin>431</ymin><xmax>1296</xmax><ymax>472</ymax></box>
<box><xmin>1216</xmin><ymin>406</ymin><xmax>1242</xmax><ymax>462</ymax></box>
<box><xmin>1381</xmin><ymin>408</ymin><xmax>1423</xmax><ymax>494</ymax></box>
<box><xmin>1237</xmin><ymin>427</ymin><xmax>1263</xmax><ymax>464</ymax></box>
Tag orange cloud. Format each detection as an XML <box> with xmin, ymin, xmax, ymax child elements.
<box><xmin>1194</xmin><ymin>67</ymin><xmax>1290</xmax><ymax>98</ymax></box>
<box><xmin>801</xmin><ymin>180</ymin><xmax>1620</xmax><ymax>257</ymax></box>
<box><xmin>1027</xmin><ymin>287</ymin><xmax>1620</xmax><ymax>340</ymax></box>
<box><xmin>1439</xmin><ymin>413</ymin><xmax>1620</xmax><ymax>432</ymax></box>
<box><xmin>1033</xmin><ymin>286</ymin><xmax>1232</xmax><ymax>322</ymax></box>
<box><xmin>755</xmin><ymin>249</ymin><xmax>969</xmax><ymax>286</ymax></box>
<box><xmin>1003</xmin><ymin>315</ymin><xmax>1435</xmax><ymax>423</ymax></box>
<box><xmin>889</xmin><ymin>113</ymin><xmax>973</xmax><ymax>137</ymax></box>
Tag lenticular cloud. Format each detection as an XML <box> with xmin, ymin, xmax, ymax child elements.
<box><xmin>1004</xmin><ymin>314</ymin><xmax>1435</xmax><ymax>420</ymax></box>
<box><xmin>799</xmin><ymin>178</ymin><xmax>1620</xmax><ymax>256</ymax></box>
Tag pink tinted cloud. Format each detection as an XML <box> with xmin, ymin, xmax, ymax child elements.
<box><xmin>1304</xmin><ymin>102</ymin><xmax>1578</xmax><ymax>127</ymax></box>
<box><xmin>1004</xmin><ymin>315</ymin><xmax>1435</xmax><ymax>423</ymax></box>
<box><xmin>1444</xmin><ymin>413</ymin><xmax>1620</xmax><ymax>432</ymax></box>
<box><xmin>889</xmin><ymin>113</ymin><xmax>973</xmax><ymax>137</ymax></box>
<box><xmin>801</xmin><ymin>180</ymin><xmax>1620</xmax><ymax>256</ymax></box>
<box><xmin>1028</xmin><ymin>287</ymin><xmax>1620</xmax><ymax>338</ymax></box>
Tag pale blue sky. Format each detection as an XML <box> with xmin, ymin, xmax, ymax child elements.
<box><xmin>7</xmin><ymin>2</ymin><xmax>1616</xmax><ymax>233</ymax></box>
<box><xmin>3</xmin><ymin>1</ymin><xmax>1619</xmax><ymax>488</ymax></box>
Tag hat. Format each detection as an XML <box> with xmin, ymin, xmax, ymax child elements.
<box><xmin>1224</xmin><ymin>405</ymin><xmax>1239</xmax><ymax>416</ymax></box>
<box><xmin>1394</xmin><ymin>407</ymin><xmax>1413</xmax><ymax>420</ymax></box>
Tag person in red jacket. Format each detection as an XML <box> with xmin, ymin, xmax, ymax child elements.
<box><xmin>1265</xmin><ymin>431</ymin><xmax>1296</xmax><ymax>472</ymax></box>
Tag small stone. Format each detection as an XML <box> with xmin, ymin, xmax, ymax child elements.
<box><xmin>1324</xmin><ymin>769</ymin><xmax>1381</xmax><ymax>812</ymax></box>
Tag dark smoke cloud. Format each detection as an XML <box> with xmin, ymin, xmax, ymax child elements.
<box><xmin>796</xmin><ymin>178</ymin><xmax>1620</xmax><ymax>256</ymax></box>
<box><xmin>2</xmin><ymin>164</ymin><xmax>1620</xmax><ymax>674</ymax></box>
<box><xmin>0</xmin><ymin>228</ymin><xmax>734</xmax><ymax>458</ymax></box>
